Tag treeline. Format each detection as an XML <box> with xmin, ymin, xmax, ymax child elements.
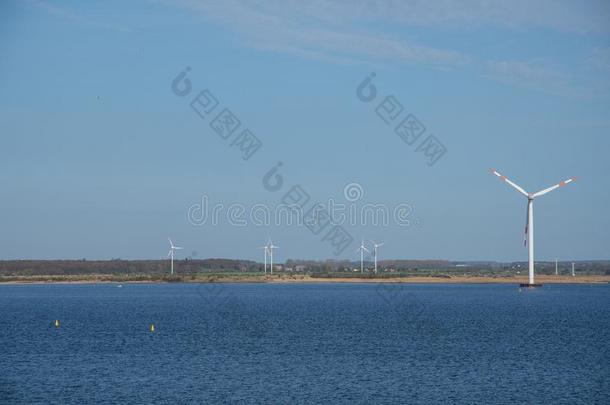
<box><xmin>0</xmin><ymin>259</ymin><xmax>464</xmax><ymax>276</ymax></box>
<box><xmin>285</xmin><ymin>259</ymin><xmax>452</xmax><ymax>270</ymax></box>
<box><xmin>1</xmin><ymin>259</ymin><xmax>608</xmax><ymax>276</ymax></box>
<box><xmin>0</xmin><ymin>259</ymin><xmax>261</xmax><ymax>276</ymax></box>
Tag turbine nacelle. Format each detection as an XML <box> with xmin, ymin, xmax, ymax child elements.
<box><xmin>168</xmin><ymin>238</ymin><xmax>183</xmax><ymax>252</ymax></box>
<box><xmin>371</xmin><ymin>240</ymin><xmax>384</xmax><ymax>249</ymax></box>
<box><xmin>356</xmin><ymin>240</ymin><xmax>370</xmax><ymax>254</ymax></box>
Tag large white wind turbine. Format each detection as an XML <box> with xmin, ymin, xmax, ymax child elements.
<box><xmin>356</xmin><ymin>240</ymin><xmax>369</xmax><ymax>274</ymax></box>
<box><xmin>167</xmin><ymin>238</ymin><xmax>183</xmax><ymax>275</ymax></box>
<box><xmin>490</xmin><ymin>169</ymin><xmax>576</xmax><ymax>286</ymax></box>
<box><xmin>268</xmin><ymin>240</ymin><xmax>278</xmax><ymax>275</ymax></box>
<box><xmin>371</xmin><ymin>241</ymin><xmax>384</xmax><ymax>275</ymax></box>
<box><xmin>258</xmin><ymin>244</ymin><xmax>269</xmax><ymax>275</ymax></box>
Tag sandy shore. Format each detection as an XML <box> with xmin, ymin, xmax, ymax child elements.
<box><xmin>271</xmin><ymin>275</ymin><xmax>610</xmax><ymax>284</ymax></box>
<box><xmin>1</xmin><ymin>274</ymin><xmax>609</xmax><ymax>285</ymax></box>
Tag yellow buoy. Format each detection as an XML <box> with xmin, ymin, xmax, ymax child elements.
<box><xmin>54</xmin><ymin>319</ymin><xmax>60</xmax><ymax>328</ymax></box>
<box><xmin>150</xmin><ymin>324</ymin><xmax>155</xmax><ymax>332</ymax></box>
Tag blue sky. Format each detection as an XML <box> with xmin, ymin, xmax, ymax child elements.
<box><xmin>1</xmin><ymin>0</ymin><xmax>609</xmax><ymax>261</ymax></box>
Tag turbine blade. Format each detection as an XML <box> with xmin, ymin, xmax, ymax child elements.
<box><xmin>489</xmin><ymin>169</ymin><xmax>529</xmax><ymax>197</ymax></box>
<box><xmin>532</xmin><ymin>177</ymin><xmax>576</xmax><ymax>198</ymax></box>
<box><xmin>167</xmin><ymin>250</ymin><xmax>172</xmax><ymax>257</ymax></box>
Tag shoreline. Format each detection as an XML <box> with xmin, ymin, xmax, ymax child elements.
<box><xmin>1</xmin><ymin>275</ymin><xmax>609</xmax><ymax>285</ymax></box>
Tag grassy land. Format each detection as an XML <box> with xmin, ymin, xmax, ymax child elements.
<box><xmin>1</xmin><ymin>273</ymin><xmax>609</xmax><ymax>284</ymax></box>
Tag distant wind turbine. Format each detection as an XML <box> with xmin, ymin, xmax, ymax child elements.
<box><xmin>258</xmin><ymin>244</ymin><xmax>270</xmax><ymax>275</ymax></box>
<box><xmin>371</xmin><ymin>240</ymin><xmax>384</xmax><ymax>275</ymax></box>
<box><xmin>268</xmin><ymin>240</ymin><xmax>278</xmax><ymax>275</ymax></box>
<box><xmin>490</xmin><ymin>169</ymin><xmax>576</xmax><ymax>287</ymax></box>
<box><xmin>167</xmin><ymin>238</ymin><xmax>183</xmax><ymax>275</ymax></box>
<box><xmin>356</xmin><ymin>240</ymin><xmax>369</xmax><ymax>274</ymax></box>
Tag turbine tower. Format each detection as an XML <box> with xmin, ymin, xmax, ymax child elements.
<box><xmin>356</xmin><ymin>240</ymin><xmax>369</xmax><ymax>274</ymax></box>
<box><xmin>371</xmin><ymin>240</ymin><xmax>384</xmax><ymax>275</ymax></box>
<box><xmin>167</xmin><ymin>238</ymin><xmax>183</xmax><ymax>276</ymax></box>
<box><xmin>490</xmin><ymin>169</ymin><xmax>575</xmax><ymax>287</ymax></box>
<box><xmin>268</xmin><ymin>240</ymin><xmax>278</xmax><ymax>275</ymax></box>
<box><xmin>258</xmin><ymin>244</ymin><xmax>269</xmax><ymax>275</ymax></box>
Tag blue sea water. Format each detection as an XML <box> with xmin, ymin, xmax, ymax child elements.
<box><xmin>0</xmin><ymin>283</ymin><xmax>608</xmax><ymax>404</ymax></box>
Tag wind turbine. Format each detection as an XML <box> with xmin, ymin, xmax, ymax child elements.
<box><xmin>371</xmin><ymin>240</ymin><xmax>384</xmax><ymax>275</ymax></box>
<box><xmin>490</xmin><ymin>169</ymin><xmax>576</xmax><ymax>287</ymax></box>
<box><xmin>167</xmin><ymin>238</ymin><xmax>183</xmax><ymax>275</ymax></box>
<box><xmin>258</xmin><ymin>244</ymin><xmax>269</xmax><ymax>275</ymax></box>
<box><xmin>268</xmin><ymin>240</ymin><xmax>278</xmax><ymax>275</ymax></box>
<box><xmin>356</xmin><ymin>240</ymin><xmax>369</xmax><ymax>274</ymax></box>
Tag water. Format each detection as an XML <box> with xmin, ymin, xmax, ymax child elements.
<box><xmin>0</xmin><ymin>283</ymin><xmax>608</xmax><ymax>404</ymax></box>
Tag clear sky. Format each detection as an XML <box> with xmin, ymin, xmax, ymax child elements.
<box><xmin>1</xmin><ymin>0</ymin><xmax>609</xmax><ymax>262</ymax></box>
